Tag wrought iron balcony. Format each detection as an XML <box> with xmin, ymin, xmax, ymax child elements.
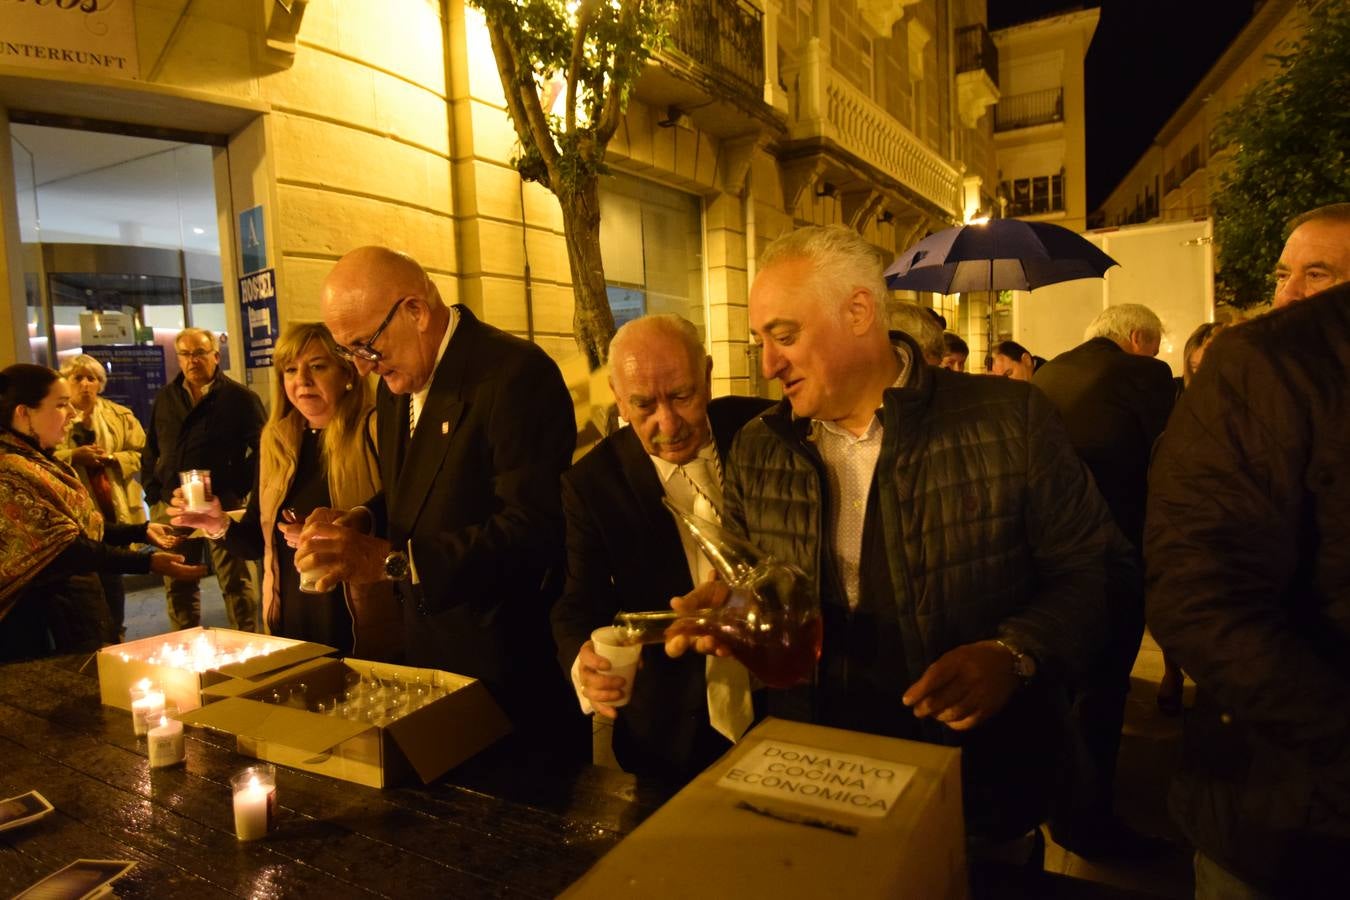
<box><xmin>664</xmin><ymin>0</ymin><xmax>765</xmax><ymax>98</ymax></box>
<box><xmin>994</xmin><ymin>87</ymin><xmax>1063</xmax><ymax>132</ymax></box>
<box><xmin>956</xmin><ymin>24</ymin><xmax>999</xmax><ymax>89</ymax></box>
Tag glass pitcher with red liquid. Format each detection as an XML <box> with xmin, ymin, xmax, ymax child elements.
<box><xmin>611</xmin><ymin>499</ymin><xmax>822</xmax><ymax>689</ymax></box>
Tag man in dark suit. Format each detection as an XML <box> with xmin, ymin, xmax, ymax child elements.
<box><xmin>1033</xmin><ymin>302</ymin><xmax>1176</xmax><ymax>858</ymax></box>
<box><xmin>300</xmin><ymin>246</ymin><xmax>581</xmax><ymax>747</ymax></box>
<box><xmin>552</xmin><ymin>315</ymin><xmax>770</xmax><ymax>782</ymax></box>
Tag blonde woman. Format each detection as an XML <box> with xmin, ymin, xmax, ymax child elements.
<box><xmin>55</xmin><ymin>354</ymin><xmax>148</xmax><ymax>642</ymax></box>
<box><xmin>170</xmin><ymin>323</ymin><xmax>400</xmax><ymax>658</ymax></box>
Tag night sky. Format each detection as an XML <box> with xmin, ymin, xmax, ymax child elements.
<box><xmin>986</xmin><ymin>1</ymin><xmax>1256</xmax><ymax>211</ymax></box>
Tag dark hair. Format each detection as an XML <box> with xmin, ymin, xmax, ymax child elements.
<box><xmin>1182</xmin><ymin>322</ymin><xmax>1225</xmax><ymax>386</ymax></box>
<box><xmin>993</xmin><ymin>340</ymin><xmax>1032</xmax><ymax>361</ymax></box>
<box><xmin>1</xmin><ymin>364</ymin><xmax>59</xmax><ymax>427</ymax></box>
<box><xmin>942</xmin><ymin>332</ymin><xmax>969</xmax><ymax>355</ymax></box>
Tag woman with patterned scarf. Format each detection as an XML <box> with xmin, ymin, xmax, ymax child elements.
<box><xmin>0</xmin><ymin>364</ymin><xmax>204</xmax><ymax>661</ymax></box>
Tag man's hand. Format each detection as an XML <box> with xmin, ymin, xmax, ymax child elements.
<box><xmin>149</xmin><ymin>552</ymin><xmax>208</xmax><ymax>581</ymax></box>
<box><xmin>663</xmin><ymin>576</ymin><xmax>734</xmax><ymax>659</ymax></box>
<box><xmin>902</xmin><ymin>640</ymin><xmax>1021</xmax><ymax>731</ymax></box>
<box><xmin>295</xmin><ymin>507</ymin><xmax>389</xmax><ymax>591</ymax></box>
<box><xmin>144</xmin><ymin>522</ymin><xmax>184</xmax><ymax>550</ymax></box>
<box><xmin>578</xmin><ymin>640</ymin><xmax>635</xmax><ymax>719</ymax></box>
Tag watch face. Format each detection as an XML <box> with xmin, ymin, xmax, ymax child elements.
<box><xmin>384</xmin><ymin>552</ymin><xmax>408</xmax><ymax>580</ymax></box>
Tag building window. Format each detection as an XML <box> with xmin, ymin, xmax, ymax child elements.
<box><xmin>1001</xmin><ymin>173</ymin><xmax>1064</xmax><ymax>216</ymax></box>
<box><xmin>598</xmin><ymin>172</ymin><xmax>705</xmax><ymax>336</ymax></box>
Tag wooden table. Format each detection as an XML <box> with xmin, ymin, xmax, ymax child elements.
<box><xmin>0</xmin><ymin>654</ymin><xmax>668</xmax><ymax>898</ymax></box>
<box><xmin>1</xmin><ymin>655</ymin><xmax>1169</xmax><ymax>899</ymax></box>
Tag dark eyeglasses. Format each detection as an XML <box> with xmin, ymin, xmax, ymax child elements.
<box><xmin>335</xmin><ymin>297</ymin><xmax>406</xmax><ymax>363</ymax></box>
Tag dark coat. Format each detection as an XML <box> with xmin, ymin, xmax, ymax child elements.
<box><xmin>552</xmin><ymin>395</ymin><xmax>772</xmax><ymax>782</ymax></box>
<box><xmin>1032</xmin><ymin>336</ymin><xmax>1175</xmax><ymax>552</ymax></box>
<box><xmin>1145</xmin><ymin>283</ymin><xmax>1350</xmax><ymax>894</ymax></box>
<box><xmin>142</xmin><ymin>369</ymin><xmax>266</xmax><ymax>509</ymax></box>
<box><xmin>722</xmin><ymin>336</ymin><xmax>1126</xmax><ymax>838</ymax></box>
<box><xmin>367</xmin><ymin>306</ymin><xmax>578</xmax><ymax>736</ymax></box>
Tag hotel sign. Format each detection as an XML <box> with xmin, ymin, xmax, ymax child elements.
<box><xmin>1</xmin><ymin>0</ymin><xmax>140</xmax><ymax>80</ymax></box>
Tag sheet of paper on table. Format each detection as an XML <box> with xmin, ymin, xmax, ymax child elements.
<box><xmin>13</xmin><ymin>859</ymin><xmax>136</xmax><ymax>900</ymax></box>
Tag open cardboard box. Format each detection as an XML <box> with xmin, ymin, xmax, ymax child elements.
<box><xmin>180</xmin><ymin>657</ymin><xmax>512</xmax><ymax>788</ymax></box>
<box><xmin>562</xmin><ymin>717</ymin><xmax>968</xmax><ymax>900</ymax></box>
<box><xmin>97</xmin><ymin>626</ymin><xmax>335</xmax><ymax>714</ymax></box>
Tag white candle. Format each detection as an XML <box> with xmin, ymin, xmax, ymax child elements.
<box><xmin>231</xmin><ymin>768</ymin><xmax>276</xmax><ymax>841</ymax></box>
<box><xmin>131</xmin><ymin>689</ymin><xmax>165</xmax><ymax>737</ymax></box>
<box><xmin>148</xmin><ymin>715</ymin><xmax>185</xmax><ymax>768</ymax></box>
<box><xmin>183</xmin><ymin>479</ymin><xmax>208</xmax><ymax>510</ymax></box>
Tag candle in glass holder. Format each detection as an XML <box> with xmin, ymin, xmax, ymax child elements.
<box><xmin>231</xmin><ymin>764</ymin><xmax>276</xmax><ymax>841</ymax></box>
<box><xmin>148</xmin><ymin>706</ymin><xmax>184</xmax><ymax>768</ymax></box>
<box><xmin>130</xmin><ymin>680</ymin><xmax>166</xmax><ymax>737</ymax></box>
<box><xmin>180</xmin><ymin>469</ymin><xmax>211</xmax><ymax>511</ymax></box>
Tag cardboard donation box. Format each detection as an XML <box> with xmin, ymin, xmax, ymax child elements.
<box><xmin>98</xmin><ymin>626</ymin><xmax>335</xmax><ymax>714</ymax></box>
<box><xmin>179</xmin><ymin>657</ymin><xmax>512</xmax><ymax>788</ymax></box>
<box><xmin>563</xmin><ymin>718</ymin><xmax>968</xmax><ymax>900</ymax></box>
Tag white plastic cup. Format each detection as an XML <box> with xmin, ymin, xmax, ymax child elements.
<box><xmin>590</xmin><ymin>626</ymin><xmax>642</xmax><ymax>708</ymax></box>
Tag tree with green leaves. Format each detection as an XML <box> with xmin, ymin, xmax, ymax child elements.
<box><xmin>469</xmin><ymin>0</ymin><xmax>675</xmax><ymax>368</ymax></box>
<box><xmin>1212</xmin><ymin>0</ymin><xmax>1350</xmax><ymax>308</ymax></box>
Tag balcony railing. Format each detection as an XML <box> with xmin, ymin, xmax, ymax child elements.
<box><xmin>784</xmin><ymin>39</ymin><xmax>963</xmax><ymax>217</ymax></box>
<box><xmin>665</xmin><ymin>0</ymin><xmax>764</xmax><ymax>97</ymax></box>
<box><xmin>956</xmin><ymin>24</ymin><xmax>999</xmax><ymax>89</ymax></box>
<box><xmin>994</xmin><ymin>87</ymin><xmax>1063</xmax><ymax>132</ymax></box>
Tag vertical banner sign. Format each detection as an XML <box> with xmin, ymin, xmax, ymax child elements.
<box><xmin>239</xmin><ymin>269</ymin><xmax>279</xmax><ymax>369</ymax></box>
<box><xmin>239</xmin><ymin>205</ymin><xmax>267</xmax><ymax>275</ymax></box>
<box><xmin>2</xmin><ymin>0</ymin><xmax>140</xmax><ymax>80</ymax></box>
<box><xmin>86</xmin><ymin>345</ymin><xmax>166</xmax><ymax>432</ymax></box>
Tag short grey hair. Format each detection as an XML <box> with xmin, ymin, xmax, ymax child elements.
<box><xmin>175</xmin><ymin>327</ymin><xmax>217</xmax><ymax>350</ymax></box>
<box><xmin>759</xmin><ymin>225</ymin><xmax>890</xmax><ymax>320</ymax></box>
<box><xmin>1287</xmin><ymin>202</ymin><xmax>1350</xmax><ymax>235</ymax></box>
<box><xmin>887</xmin><ymin>302</ymin><xmax>944</xmax><ymax>362</ymax></box>
<box><xmin>60</xmin><ymin>353</ymin><xmax>108</xmax><ymax>386</ymax></box>
<box><xmin>1084</xmin><ymin>304</ymin><xmax>1164</xmax><ymax>344</ymax></box>
<box><xmin>609</xmin><ymin>314</ymin><xmax>707</xmax><ymax>385</ymax></box>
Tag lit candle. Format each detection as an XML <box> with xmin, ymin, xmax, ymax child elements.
<box><xmin>130</xmin><ymin>682</ymin><xmax>165</xmax><ymax>737</ymax></box>
<box><xmin>148</xmin><ymin>713</ymin><xmax>185</xmax><ymax>768</ymax></box>
<box><xmin>183</xmin><ymin>479</ymin><xmax>207</xmax><ymax>510</ymax></box>
<box><xmin>231</xmin><ymin>765</ymin><xmax>276</xmax><ymax>841</ymax></box>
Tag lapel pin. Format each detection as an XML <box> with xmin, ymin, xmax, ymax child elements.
<box><xmin>441</xmin><ymin>421</ymin><xmax>449</xmax><ymax>435</ymax></box>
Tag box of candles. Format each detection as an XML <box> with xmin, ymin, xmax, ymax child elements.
<box><xmin>179</xmin><ymin>657</ymin><xmax>512</xmax><ymax>788</ymax></box>
<box><xmin>97</xmin><ymin>627</ymin><xmax>336</xmax><ymax>715</ymax></box>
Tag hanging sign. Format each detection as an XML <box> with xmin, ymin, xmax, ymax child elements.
<box><xmin>1</xmin><ymin>0</ymin><xmax>140</xmax><ymax>80</ymax></box>
<box><xmin>238</xmin><ymin>268</ymin><xmax>279</xmax><ymax>369</ymax></box>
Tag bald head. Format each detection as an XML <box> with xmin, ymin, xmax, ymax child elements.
<box><xmin>321</xmin><ymin>246</ymin><xmax>449</xmax><ymax>395</ymax></box>
<box><xmin>608</xmin><ymin>314</ymin><xmax>713</xmax><ymax>464</ymax></box>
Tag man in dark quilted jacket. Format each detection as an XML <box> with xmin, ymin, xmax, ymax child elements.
<box><xmin>669</xmin><ymin>225</ymin><xmax>1129</xmax><ymax>867</ymax></box>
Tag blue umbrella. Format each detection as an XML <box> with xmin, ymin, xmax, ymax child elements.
<box><xmin>885</xmin><ymin>219</ymin><xmax>1119</xmax><ymax>293</ymax></box>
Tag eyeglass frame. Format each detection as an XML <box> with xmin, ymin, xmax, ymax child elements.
<box><xmin>334</xmin><ymin>296</ymin><xmax>407</xmax><ymax>363</ymax></box>
<box><xmin>175</xmin><ymin>348</ymin><xmax>216</xmax><ymax>360</ymax></box>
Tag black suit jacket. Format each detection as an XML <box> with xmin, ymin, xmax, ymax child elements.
<box><xmin>552</xmin><ymin>395</ymin><xmax>771</xmax><ymax>781</ymax></box>
<box><xmin>367</xmin><ymin>306</ymin><xmax>577</xmax><ymax>733</ymax></box>
<box><xmin>1032</xmin><ymin>336</ymin><xmax>1176</xmax><ymax>551</ymax></box>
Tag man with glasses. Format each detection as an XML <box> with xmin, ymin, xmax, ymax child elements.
<box><xmin>300</xmin><ymin>247</ymin><xmax>584</xmax><ymax>753</ymax></box>
<box><xmin>143</xmin><ymin>328</ymin><xmax>265</xmax><ymax>631</ymax></box>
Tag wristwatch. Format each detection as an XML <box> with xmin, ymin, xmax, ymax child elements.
<box><xmin>994</xmin><ymin>638</ymin><xmax>1037</xmax><ymax>685</ymax></box>
<box><xmin>383</xmin><ymin>550</ymin><xmax>410</xmax><ymax>582</ymax></box>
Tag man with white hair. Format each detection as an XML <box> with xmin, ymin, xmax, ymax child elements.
<box><xmin>887</xmin><ymin>301</ymin><xmax>944</xmax><ymax>365</ymax></box>
<box><xmin>669</xmin><ymin>225</ymin><xmax>1126</xmax><ymax>867</ymax></box>
<box><xmin>552</xmin><ymin>314</ymin><xmax>770</xmax><ymax>781</ymax></box>
<box><xmin>1032</xmin><ymin>302</ymin><xmax>1176</xmax><ymax>858</ymax></box>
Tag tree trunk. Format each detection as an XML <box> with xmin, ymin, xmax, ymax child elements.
<box><xmin>559</xmin><ymin>178</ymin><xmax>616</xmax><ymax>370</ymax></box>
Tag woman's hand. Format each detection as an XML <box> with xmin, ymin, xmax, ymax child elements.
<box><xmin>144</xmin><ymin>522</ymin><xmax>184</xmax><ymax>550</ymax></box>
<box><xmin>148</xmin><ymin>552</ymin><xmax>208</xmax><ymax>580</ymax></box>
<box><xmin>167</xmin><ymin>486</ymin><xmax>228</xmax><ymax>534</ymax></box>
<box><xmin>71</xmin><ymin>445</ymin><xmax>108</xmax><ymax>468</ymax></box>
